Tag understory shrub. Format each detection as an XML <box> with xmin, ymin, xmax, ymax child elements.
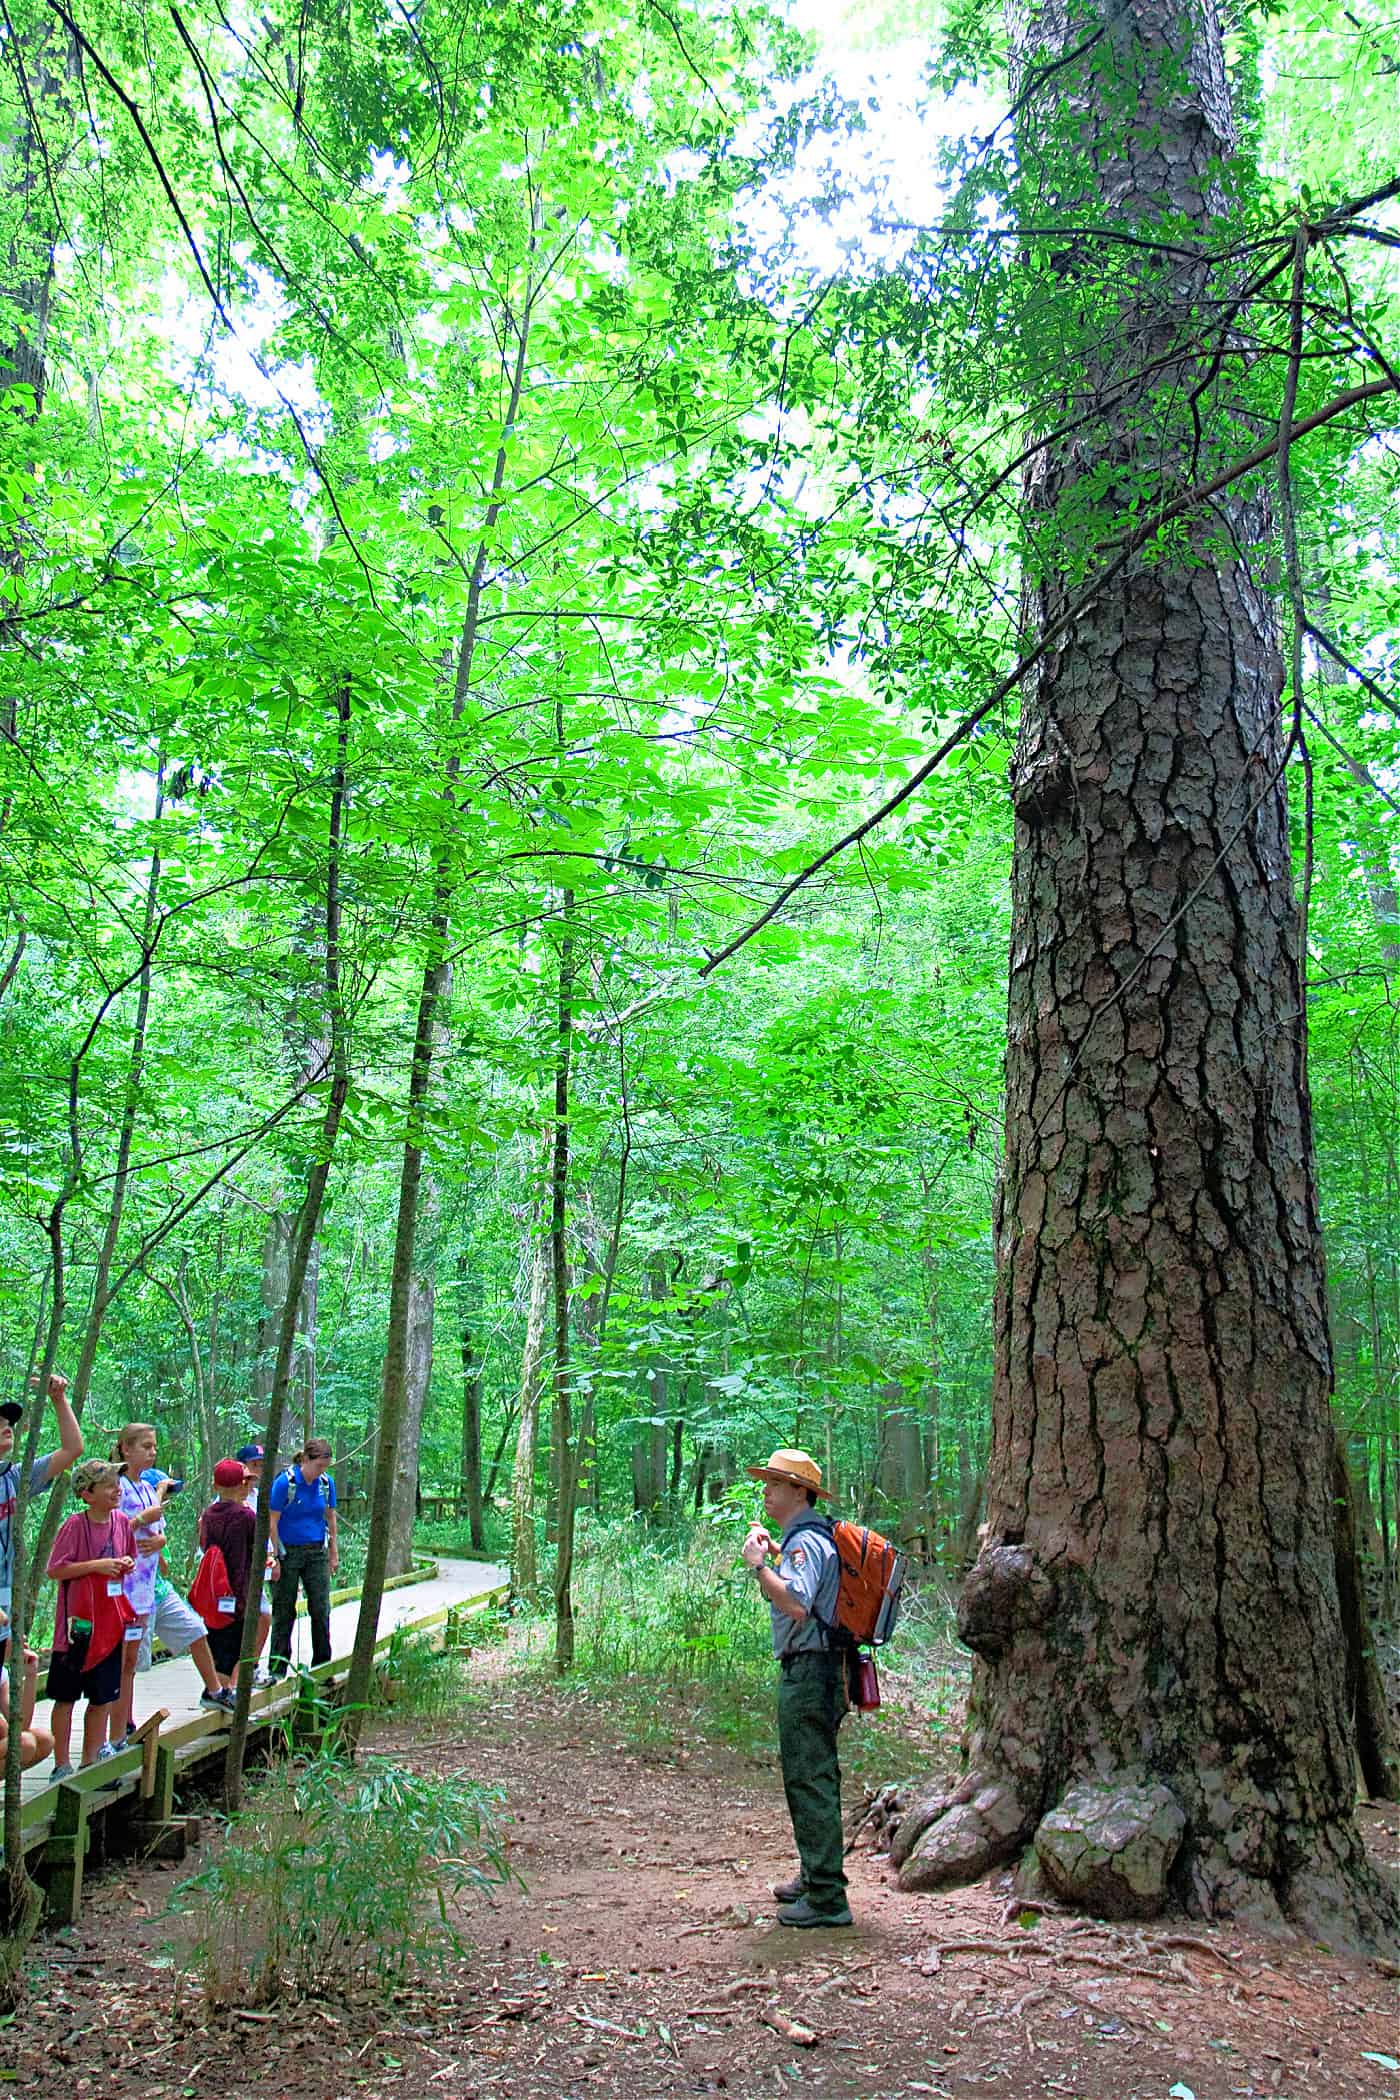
<box><xmin>518</xmin><ymin>1513</ymin><xmax>971</xmax><ymax>1760</ymax></box>
<box><xmin>413</xmin><ymin>1509</ymin><xmax>510</xmax><ymax>1562</ymax></box>
<box><xmin>173</xmin><ymin>1748</ymin><xmax>513</xmax><ymax>2006</ymax></box>
<box><xmin>376</xmin><ymin>1625</ymin><xmax>485</xmax><ymax>1718</ymax></box>
<box><xmin>563</xmin><ymin>1514</ymin><xmax>771</xmax><ymax>1686</ymax></box>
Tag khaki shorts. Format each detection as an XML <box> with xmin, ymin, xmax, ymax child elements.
<box><xmin>137</xmin><ymin>1585</ymin><xmax>208</xmax><ymax>1671</ymax></box>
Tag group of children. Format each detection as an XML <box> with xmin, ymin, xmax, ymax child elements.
<box><xmin>44</xmin><ymin>1433</ymin><xmax>274</xmax><ymax>1778</ymax></box>
<box><xmin>2</xmin><ymin>1377</ymin><xmax>340</xmax><ymax>1781</ymax></box>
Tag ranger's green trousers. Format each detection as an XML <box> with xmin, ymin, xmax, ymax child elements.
<box><xmin>777</xmin><ymin>1650</ymin><xmax>849</xmax><ymax>1913</ymax></box>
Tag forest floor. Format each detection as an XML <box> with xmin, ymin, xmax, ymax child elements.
<box><xmin>6</xmin><ymin>1648</ymin><xmax>1398</xmax><ymax>2100</ymax></box>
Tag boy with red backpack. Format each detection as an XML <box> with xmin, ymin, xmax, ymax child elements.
<box><xmin>191</xmin><ymin>1460</ymin><xmax>257</xmax><ymax>1688</ymax></box>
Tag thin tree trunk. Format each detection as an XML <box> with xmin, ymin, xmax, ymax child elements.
<box><xmin>25</xmin><ymin>764</ymin><xmax>165</xmax><ymax>1611</ymax></box>
<box><xmin>484</xmin><ymin>1403</ymin><xmax>518</xmax><ymax>1508</ymax></box>
<box><xmin>297</xmin><ymin>1239</ymin><xmax>320</xmax><ymax>1443</ymax></box>
<box><xmin>252</xmin><ymin>1212</ymin><xmax>291</xmax><ymax>1419</ymax></box>
<box><xmin>552</xmin><ymin>902</ymin><xmax>577</xmax><ymax>1673</ymax></box>
<box><xmin>669</xmin><ymin>1412</ymin><xmax>684</xmax><ymax>1508</ymax></box>
<box><xmin>510</xmin><ymin>1231</ymin><xmax>551</xmax><ymax>1601</ymax></box>
<box><xmin>953</xmin><ymin>1423</ymin><xmax>984</xmax><ymax>1572</ymax></box>
<box><xmin>344</xmin><ymin>273</ymin><xmax>535</xmax><ymax>1727</ymax></box>
<box><xmin>633</xmin><ymin>1255</ymin><xmax>669</xmax><ymax>1512</ymax></box>
<box><xmin>0</xmin><ymin>19</ymin><xmax>70</xmax><ymax>412</ymax></box>
<box><xmin>1331</xmin><ymin>1432</ymin><xmax>1399</xmax><ymax>1801</ymax></box>
<box><xmin>458</xmin><ymin>1245</ymin><xmax>486</xmax><ymax>1550</ymax></box>
<box><xmin>2</xmin><ymin>1274</ymin><xmax>58</xmax><ymax>1929</ymax></box>
<box><xmin>387</xmin><ymin>1272</ymin><xmax>435</xmax><ymax>1577</ymax></box>
<box><xmin>344</xmin><ymin>947</ymin><xmax>448</xmax><ymax>1725</ymax></box>
<box><xmin>223</xmin><ymin>677</ymin><xmax>353</xmax><ymax>1807</ymax></box>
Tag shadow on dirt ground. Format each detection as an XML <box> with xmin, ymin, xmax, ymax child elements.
<box><xmin>3</xmin><ymin>1666</ymin><xmax>1396</xmax><ymax>2100</ymax></box>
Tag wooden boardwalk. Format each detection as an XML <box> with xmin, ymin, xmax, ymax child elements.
<box><xmin>15</xmin><ymin>1554</ymin><xmax>508</xmax><ymax>1922</ymax></box>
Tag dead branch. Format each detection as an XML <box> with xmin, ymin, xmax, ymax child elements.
<box><xmin>761</xmin><ymin>2007</ymin><xmax>819</xmax><ymax>2047</ymax></box>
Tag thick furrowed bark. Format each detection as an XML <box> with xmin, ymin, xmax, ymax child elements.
<box><xmin>900</xmin><ymin>0</ymin><xmax>1400</xmax><ymax>1951</ymax></box>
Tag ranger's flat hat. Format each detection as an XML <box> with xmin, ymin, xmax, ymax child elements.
<box><xmin>746</xmin><ymin>1447</ymin><xmax>829</xmax><ymax>1498</ymax></box>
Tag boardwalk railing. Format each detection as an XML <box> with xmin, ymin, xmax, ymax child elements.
<box><xmin>18</xmin><ymin>1562</ymin><xmax>508</xmax><ymax>1927</ymax></box>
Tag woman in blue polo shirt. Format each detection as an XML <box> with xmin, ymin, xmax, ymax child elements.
<box><xmin>267</xmin><ymin>1437</ymin><xmax>339</xmax><ymax>1676</ymax></box>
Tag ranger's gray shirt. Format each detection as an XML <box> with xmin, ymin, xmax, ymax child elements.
<box><xmin>770</xmin><ymin>1512</ymin><xmax>839</xmax><ymax>1658</ymax></box>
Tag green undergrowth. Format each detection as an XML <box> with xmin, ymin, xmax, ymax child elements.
<box><xmin>376</xmin><ymin>1618</ymin><xmax>506</xmax><ymax>1721</ymax></box>
<box><xmin>413</xmin><ymin>1509</ymin><xmax>511</xmax><ymax>1563</ymax></box>
<box><xmin>510</xmin><ymin>1515</ymin><xmax>970</xmax><ymax>1774</ymax></box>
<box><xmin>171</xmin><ymin>1742</ymin><xmax>513</xmax><ymax>2007</ymax></box>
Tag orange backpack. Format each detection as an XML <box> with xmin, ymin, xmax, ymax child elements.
<box><xmin>790</xmin><ymin>1516</ymin><xmax>906</xmax><ymax>1647</ymax></box>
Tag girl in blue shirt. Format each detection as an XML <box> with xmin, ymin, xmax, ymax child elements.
<box><xmin>267</xmin><ymin>1438</ymin><xmax>338</xmax><ymax>1675</ymax></box>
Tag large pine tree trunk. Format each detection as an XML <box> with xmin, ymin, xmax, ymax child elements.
<box><xmin>896</xmin><ymin>0</ymin><xmax>1397</xmax><ymax>1945</ymax></box>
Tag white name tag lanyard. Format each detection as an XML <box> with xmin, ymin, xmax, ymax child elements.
<box><xmin>84</xmin><ymin>1514</ymin><xmax>124</xmax><ymax>1601</ymax></box>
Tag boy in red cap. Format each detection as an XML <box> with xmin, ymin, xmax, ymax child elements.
<box><xmin>197</xmin><ymin>1461</ymin><xmax>257</xmax><ymax>1690</ymax></box>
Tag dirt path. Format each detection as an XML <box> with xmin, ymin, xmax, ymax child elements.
<box><xmin>5</xmin><ymin>1671</ymin><xmax>1397</xmax><ymax>2100</ymax></box>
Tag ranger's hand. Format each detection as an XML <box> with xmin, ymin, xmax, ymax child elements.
<box><xmin>741</xmin><ymin>1526</ymin><xmax>772</xmax><ymax>1571</ymax></box>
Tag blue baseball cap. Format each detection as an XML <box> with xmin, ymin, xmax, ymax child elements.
<box><xmin>235</xmin><ymin>1443</ymin><xmax>265</xmax><ymax>1463</ymax></box>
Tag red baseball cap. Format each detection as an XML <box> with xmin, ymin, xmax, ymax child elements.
<box><xmin>213</xmin><ymin>1458</ymin><xmax>249</xmax><ymax>1487</ymax></box>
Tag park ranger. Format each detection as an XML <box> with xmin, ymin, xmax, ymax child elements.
<box><xmin>741</xmin><ymin>1447</ymin><xmax>852</xmax><ymax>1929</ymax></box>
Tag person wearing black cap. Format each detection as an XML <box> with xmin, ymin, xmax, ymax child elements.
<box><xmin>238</xmin><ymin>1446</ymin><xmax>275</xmax><ymax>1671</ymax></box>
<box><xmin>0</xmin><ymin>1371</ymin><xmax>84</xmax><ymax>1642</ymax></box>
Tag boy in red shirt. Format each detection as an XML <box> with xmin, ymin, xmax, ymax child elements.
<box><xmin>196</xmin><ymin>1460</ymin><xmax>257</xmax><ymax>1688</ymax></box>
<box><xmin>45</xmin><ymin>1460</ymin><xmax>136</xmax><ymax>1777</ymax></box>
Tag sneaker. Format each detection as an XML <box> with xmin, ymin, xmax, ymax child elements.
<box><xmin>50</xmin><ymin>1762</ymin><xmax>75</xmax><ymax>1782</ymax></box>
<box><xmin>93</xmin><ymin>1743</ymin><xmax>119</xmax><ymax>1763</ymax></box>
<box><xmin>776</xmin><ymin>1896</ymin><xmax>853</xmax><ymax>1929</ymax></box>
<box><xmin>200</xmin><ymin>1687</ymin><xmax>237</xmax><ymax>1712</ymax></box>
<box><xmin>772</xmin><ymin>1872</ymin><xmax>805</xmax><ymax>1904</ymax></box>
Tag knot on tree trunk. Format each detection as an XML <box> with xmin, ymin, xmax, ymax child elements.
<box><xmin>1034</xmin><ymin>1777</ymin><xmax>1186</xmax><ymax>1919</ymax></box>
<box><xmin>1010</xmin><ymin>723</ymin><xmax>1073</xmax><ymax>826</ymax></box>
<box><xmin>896</xmin><ymin>1777</ymin><xmax>1030</xmax><ymax>1892</ymax></box>
<box><xmin>957</xmin><ymin>1542</ymin><xmax>1055</xmax><ymax>1658</ymax></box>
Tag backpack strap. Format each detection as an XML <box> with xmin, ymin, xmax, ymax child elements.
<box><xmin>782</xmin><ymin>1510</ymin><xmax>831</xmax><ymax>1542</ymax></box>
<box><xmin>777</xmin><ymin>1512</ymin><xmax>842</xmax><ymax>1647</ymax></box>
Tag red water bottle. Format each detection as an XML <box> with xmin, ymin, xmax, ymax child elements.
<box><xmin>853</xmin><ymin>1652</ymin><xmax>880</xmax><ymax>1712</ymax></box>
